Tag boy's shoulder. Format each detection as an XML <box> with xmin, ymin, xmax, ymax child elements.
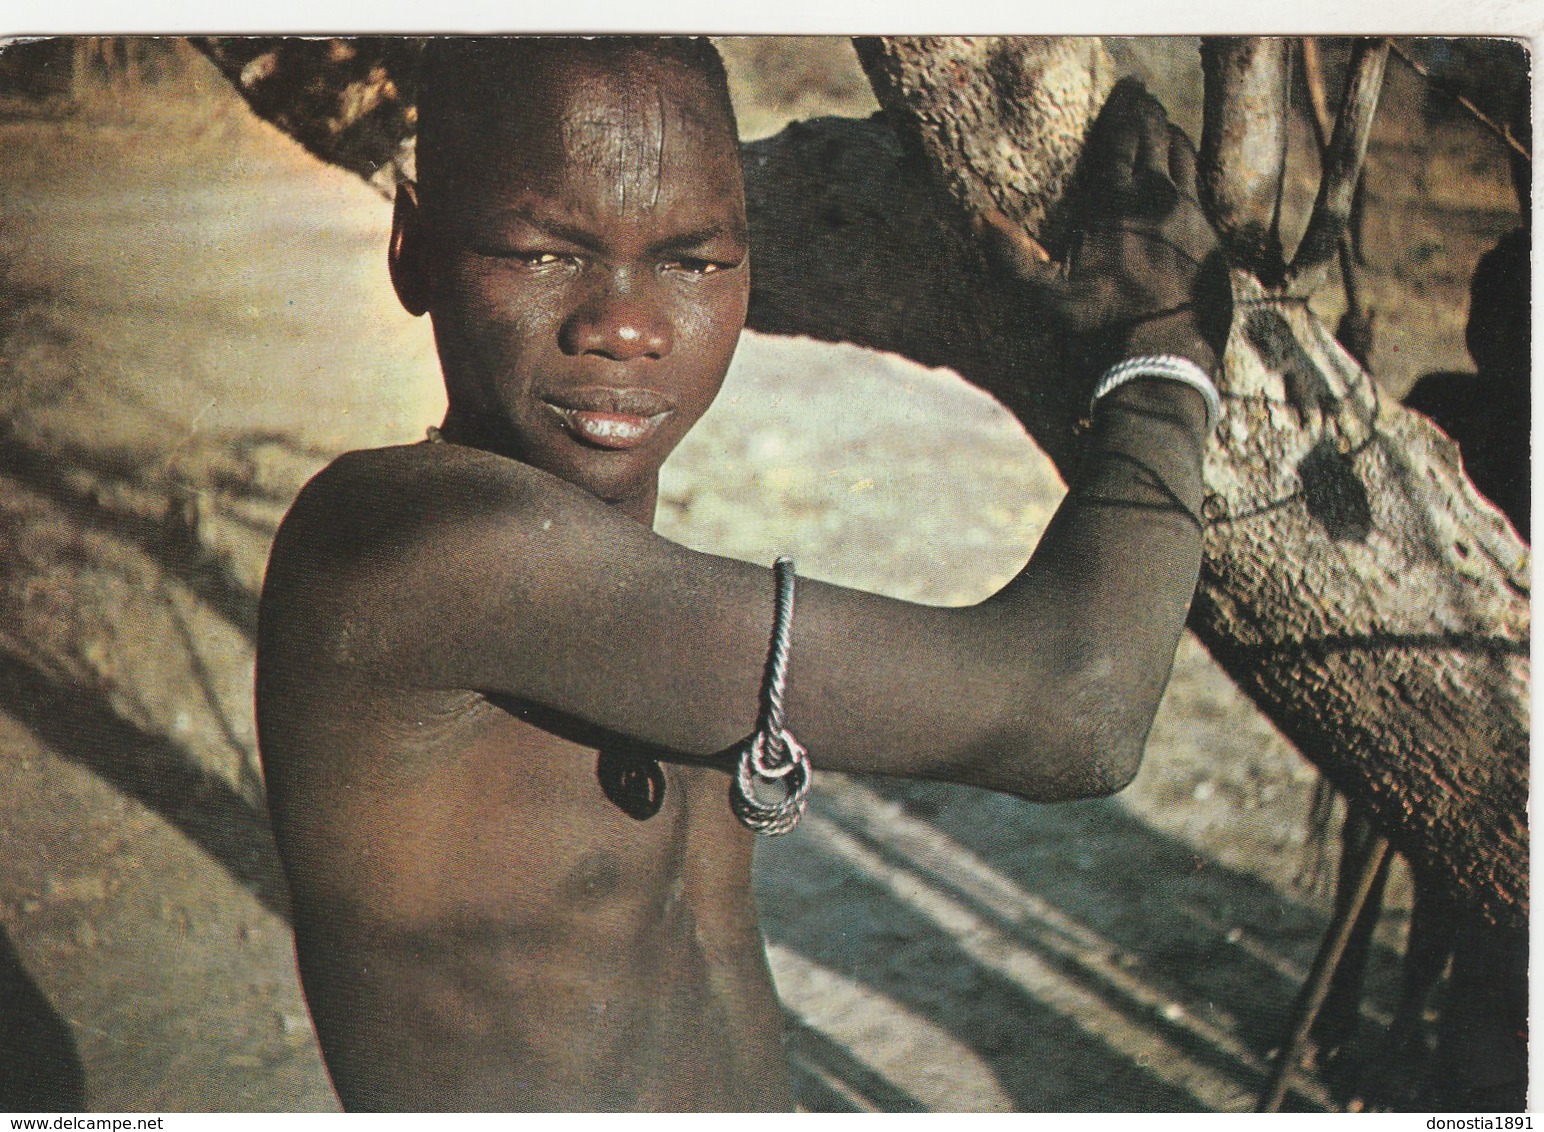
<box><xmin>302</xmin><ymin>438</ymin><xmax>525</xmax><ymax>498</ymax></box>
<box><xmin>259</xmin><ymin>440</ymin><xmax>566</xmax><ymax>665</ymax></box>
<box><xmin>285</xmin><ymin>441</ymin><xmax>538</xmax><ymax>532</ymax></box>
<box><xmin>268</xmin><ymin>440</ymin><xmax>555</xmax><ymax>589</ymax></box>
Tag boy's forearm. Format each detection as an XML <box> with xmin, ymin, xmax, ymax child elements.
<box><xmin>1076</xmin><ymin>377</ymin><xmax>1209</xmax><ymax>519</ymax></box>
<box><xmin>973</xmin><ymin>377</ymin><xmax>1207</xmax><ymax>797</ymax></box>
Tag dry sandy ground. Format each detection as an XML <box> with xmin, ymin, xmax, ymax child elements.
<box><xmin>0</xmin><ymin>38</ymin><xmax>1523</xmax><ymax>1112</ymax></box>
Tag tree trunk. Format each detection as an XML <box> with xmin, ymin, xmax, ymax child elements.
<box><xmin>193</xmin><ymin>35</ymin><xmax>1529</xmax><ymax>927</ymax></box>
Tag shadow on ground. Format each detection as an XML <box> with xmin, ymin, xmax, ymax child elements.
<box><xmin>758</xmin><ymin>776</ymin><xmax>1402</xmax><ymax>1111</ymax></box>
<box><xmin>0</xmin><ymin>926</ymin><xmax>86</xmax><ymax>1111</ymax></box>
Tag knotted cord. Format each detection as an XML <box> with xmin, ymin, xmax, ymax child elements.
<box><xmin>730</xmin><ymin>556</ymin><xmax>813</xmax><ymax>836</ymax></box>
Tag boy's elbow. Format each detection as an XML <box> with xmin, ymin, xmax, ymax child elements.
<box><xmin>1079</xmin><ymin>729</ymin><xmax>1146</xmax><ymax>796</ymax></box>
<box><xmin>1055</xmin><ymin>653</ymin><xmax>1169</xmax><ymax>796</ymax></box>
<box><xmin>1052</xmin><ymin>706</ymin><xmax>1149</xmax><ymax>799</ymax></box>
<box><xmin>989</xmin><ymin>683</ymin><xmax>1154</xmax><ymax>801</ymax></box>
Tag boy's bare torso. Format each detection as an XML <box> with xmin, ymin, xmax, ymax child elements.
<box><xmin>259</xmin><ymin>452</ymin><xmax>791</xmax><ymax>1111</ymax></box>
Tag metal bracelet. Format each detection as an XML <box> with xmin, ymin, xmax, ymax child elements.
<box><xmin>1091</xmin><ymin>354</ymin><xmax>1222</xmax><ymax>433</ymax></box>
<box><xmin>730</xmin><ymin>556</ymin><xmax>813</xmax><ymax>836</ymax></box>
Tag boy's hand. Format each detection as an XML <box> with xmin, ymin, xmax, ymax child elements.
<box><xmin>982</xmin><ymin>78</ymin><xmax>1231</xmax><ymax>403</ymax></box>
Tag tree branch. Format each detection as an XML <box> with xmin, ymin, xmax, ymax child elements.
<box><xmin>1287</xmin><ymin>38</ymin><xmax>1390</xmax><ymax>295</ymax></box>
<box><xmin>1198</xmin><ymin>38</ymin><xmax>1291</xmax><ymax>284</ymax></box>
<box><xmin>1300</xmin><ymin>38</ymin><xmax>1374</xmax><ymax>367</ymax></box>
<box><xmin>1389</xmin><ymin>39</ymin><xmax>1531</xmax><ymax>161</ymax></box>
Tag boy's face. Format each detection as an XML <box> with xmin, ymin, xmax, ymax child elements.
<box><xmin>395</xmin><ymin>49</ymin><xmax>749</xmax><ymax>515</ymax></box>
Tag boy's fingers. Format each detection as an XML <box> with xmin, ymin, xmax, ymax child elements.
<box><xmin>1128</xmin><ymin>92</ymin><xmax>1179</xmax><ymax>217</ymax></box>
<box><xmin>1133</xmin><ymin>95</ymin><xmax>1174</xmax><ymax>183</ymax></box>
<box><xmin>1084</xmin><ymin>78</ymin><xmax>1150</xmax><ymax>203</ymax></box>
<box><xmin>1086</xmin><ymin>78</ymin><xmax>1187</xmax><ymax>219</ymax></box>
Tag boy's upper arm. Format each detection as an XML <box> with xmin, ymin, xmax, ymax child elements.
<box><xmin>259</xmin><ymin>442</ymin><xmax>1165</xmax><ymax>801</ymax></box>
<box><xmin>262</xmin><ymin>443</ymin><xmax>784</xmax><ymax>757</ymax></box>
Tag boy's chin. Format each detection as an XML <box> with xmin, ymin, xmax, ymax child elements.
<box><xmin>463</xmin><ymin>413</ymin><xmax>672</xmax><ymax>515</ymax></box>
<box><xmin>540</xmin><ymin>451</ymin><xmax>663</xmax><ymax>514</ymax></box>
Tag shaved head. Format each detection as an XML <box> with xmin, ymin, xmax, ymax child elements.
<box><xmin>414</xmin><ymin>36</ymin><xmax>740</xmax><ymax>212</ymax></box>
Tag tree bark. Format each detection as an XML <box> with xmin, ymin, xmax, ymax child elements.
<box><xmin>193</xmin><ymin>35</ymin><xmax>1529</xmax><ymax>927</ymax></box>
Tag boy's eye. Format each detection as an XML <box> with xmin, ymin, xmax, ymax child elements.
<box><xmin>666</xmin><ymin>257</ymin><xmax>727</xmax><ymax>276</ymax></box>
<box><xmin>513</xmin><ymin>250</ymin><xmax>579</xmax><ymax>269</ymax></box>
<box><xmin>469</xmin><ymin>244</ymin><xmax>578</xmax><ymax>268</ymax></box>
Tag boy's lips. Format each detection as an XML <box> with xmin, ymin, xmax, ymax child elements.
<box><xmin>539</xmin><ymin>387</ymin><xmax>675</xmax><ymax>451</ymax></box>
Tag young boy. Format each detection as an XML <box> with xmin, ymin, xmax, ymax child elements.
<box><xmin>256</xmin><ymin>36</ymin><xmax>1226</xmax><ymax>1110</ymax></box>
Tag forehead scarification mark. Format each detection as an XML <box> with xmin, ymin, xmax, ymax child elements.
<box><xmin>580</xmin><ymin>53</ymin><xmax>734</xmax><ymax>218</ymax></box>
<box><xmin>559</xmin><ymin>78</ymin><xmax>667</xmax><ymax>216</ymax></box>
<box><xmin>426</xmin><ymin>45</ymin><xmax>742</xmax><ymax>238</ymax></box>
<box><xmin>625</xmin><ymin>82</ymin><xmax>668</xmax><ymax>214</ymax></box>
<box><xmin>653</xmin><ymin>87</ymin><xmax>670</xmax><ymax>210</ymax></box>
<box><xmin>417</xmin><ymin>38</ymin><xmax>740</xmax><ymax>213</ymax></box>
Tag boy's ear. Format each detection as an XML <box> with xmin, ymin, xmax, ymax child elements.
<box><xmin>389</xmin><ymin>181</ymin><xmax>432</xmax><ymax>317</ymax></box>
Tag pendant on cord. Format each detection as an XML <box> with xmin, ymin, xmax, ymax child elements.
<box><xmin>596</xmin><ymin>748</ymin><xmax>666</xmax><ymax>820</ymax></box>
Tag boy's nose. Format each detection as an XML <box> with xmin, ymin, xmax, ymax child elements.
<box><xmin>560</xmin><ymin>275</ymin><xmax>674</xmax><ymax>361</ymax></box>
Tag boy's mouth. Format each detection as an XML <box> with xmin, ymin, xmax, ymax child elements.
<box><xmin>540</xmin><ymin>387</ymin><xmax>675</xmax><ymax>451</ymax></box>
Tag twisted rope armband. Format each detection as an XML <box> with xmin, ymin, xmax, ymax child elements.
<box><xmin>1091</xmin><ymin>354</ymin><xmax>1221</xmax><ymax>433</ymax></box>
<box><xmin>730</xmin><ymin>556</ymin><xmax>813</xmax><ymax>836</ymax></box>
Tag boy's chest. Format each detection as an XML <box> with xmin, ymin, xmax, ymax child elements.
<box><xmin>291</xmin><ymin>685</ymin><xmax>758</xmax><ymax>937</ymax></box>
